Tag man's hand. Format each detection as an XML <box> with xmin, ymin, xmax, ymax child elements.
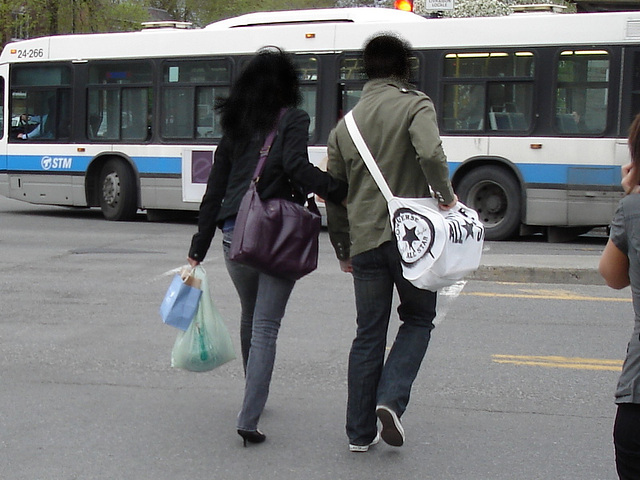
<box><xmin>339</xmin><ymin>258</ymin><xmax>353</xmax><ymax>273</ymax></box>
<box><xmin>438</xmin><ymin>194</ymin><xmax>458</xmax><ymax>211</ymax></box>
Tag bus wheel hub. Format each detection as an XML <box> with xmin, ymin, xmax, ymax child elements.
<box><xmin>102</xmin><ymin>173</ymin><xmax>120</xmax><ymax>205</ymax></box>
<box><xmin>486</xmin><ymin>195</ymin><xmax>502</xmax><ymax>213</ymax></box>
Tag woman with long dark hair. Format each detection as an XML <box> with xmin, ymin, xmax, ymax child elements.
<box><xmin>600</xmin><ymin>112</ymin><xmax>640</xmax><ymax>478</ymax></box>
<box><xmin>187</xmin><ymin>48</ymin><xmax>346</xmax><ymax>446</ymax></box>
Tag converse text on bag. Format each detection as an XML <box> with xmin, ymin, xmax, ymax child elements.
<box><xmin>393</xmin><ymin>207</ymin><xmax>436</xmax><ymax>265</ymax></box>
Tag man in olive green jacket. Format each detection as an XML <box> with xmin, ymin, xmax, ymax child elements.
<box><xmin>326</xmin><ymin>34</ymin><xmax>457</xmax><ymax>453</ymax></box>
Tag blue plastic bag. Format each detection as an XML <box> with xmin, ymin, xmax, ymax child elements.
<box><xmin>160</xmin><ymin>269</ymin><xmax>202</xmax><ymax>331</ymax></box>
<box><xmin>171</xmin><ymin>266</ymin><xmax>236</xmax><ymax>372</ymax></box>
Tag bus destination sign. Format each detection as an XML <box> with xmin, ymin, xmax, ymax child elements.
<box><xmin>425</xmin><ymin>0</ymin><xmax>454</xmax><ymax>9</ymax></box>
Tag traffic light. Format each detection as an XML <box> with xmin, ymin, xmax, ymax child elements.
<box><xmin>394</xmin><ymin>0</ymin><xmax>414</xmax><ymax>12</ymax></box>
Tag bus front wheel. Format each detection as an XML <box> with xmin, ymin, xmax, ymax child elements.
<box><xmin>98</xmin><ymin>159</ymin><xmax>138</xmax><ymax>221</ymax></box>
<box><xmin>457</xmin><ymin>166</ymin><xmax>521</xmax><ymax>240</ymax></box>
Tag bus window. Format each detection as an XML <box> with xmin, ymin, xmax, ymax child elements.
<box><xmin>293</xmin><ymin>56</ymin><xmax>318</xmax><ymax>140</ymax></box>
<box><xmin>10</xmin><ymin>64</ymin><xmax>72</xmax><ymax>141</ymax></box>
<box><xmin>442</xmin><ymin>51</ymin><xmax>534</xmax><ymax>132</ymax></box>
<box><xmin>161</xmin><ymin>59</ymin><xmax>230</xmax><ymax>140</ymax></box>
<box><xmin>338</xmin><ymin>54</ymin><xmax>419</xmax><ymax>117</ymax></box>
<box><xmin>487</xmin><ymin>83</ymin><xmax>532</xmax><ymax>131</ymax></box>
<box><xmin>339</xmin><ymin>55</ymin><xmax>365</xmax><ymax>115</ymax></box>
<box><xmin>443</xmin><ymin>84</ymin><xmax>485</xmax><ymax>130</ymax></box>
<box><xmin>340</xmin><ymin>56</ymin><xmax>366</xmax><ymax>82</ymax></box>
<box><xmin>122</xmin><ymin>88</ymin><xmax>150</xmax><ymax>140</ymax></box>
<box><xmin>443</xmin><ymin>51</ymin><xmax>534</xmax><ymax>78</ymax></box>
<box><xmin>163</xmin><ymin>87</ymin><xmax>194</xmax><ymax>138</ymax></box>
<box><xmin>0</xmin><ymin>77</ymin><xmax>4</xmax><ymax>139</ymax></box>
<box><xmin>630</xmin><ymin>51</ymin><xmax>640</xmax><ymax>125</ymax></box>
<box><xmin>555</xmin><ymin>50</ymin><xmax>609</xmax><ymax>134</ymax></box>
<box><xmin>87</xmin><ymin>61</ymin><xmax>152</xmax><ymax>141</ymax></box>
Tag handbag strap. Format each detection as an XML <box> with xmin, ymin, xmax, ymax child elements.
<box><xmin>343</xmin><ymin>111</ymin><xmax>394</xmax><ymax>202</ymax></box>
<box><xmin>252</xmin><ymin>108</ymin><xmax>288</xmax><ymax>181</ymax></box>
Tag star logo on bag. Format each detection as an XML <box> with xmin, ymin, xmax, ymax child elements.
<box><xmin>403</xmin><ymin>226</ymin><xmax>420</xmax><ymax>247</ymax></box>
<box><xmin>463</xmin><ymin>220</ymin><xmax>476</xmax><ymax>239</ymax></box>
<box><xmin>393</xmin><ymin>208</ymin><xmax>436</xmax><ymax>265</ymax></box>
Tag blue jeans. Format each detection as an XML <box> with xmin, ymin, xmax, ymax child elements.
<box><xmin>347</xmin><ymin>241</ymin><xmax>436</xmax><ymax>445</ymax></box>
<box><xmin>222</xmin><ymin>228</ymin><xmax>296</xmax><ymax>431</ymax></box>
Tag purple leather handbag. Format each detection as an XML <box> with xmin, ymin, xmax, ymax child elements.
<box><xmin>229</xmin><ymin>115</ymin><xmax>321</xmax><ymax>280</ymax></box>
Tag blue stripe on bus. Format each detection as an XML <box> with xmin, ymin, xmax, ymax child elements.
<box><xmin>6</xmin><ymin>154</ymin><xmax>182</xmax><ymax>175</ymax></box>
<box><xmin>134</xmin><ymin>156</ymin><xmax>182</xmax><ymax>174</ymax></box>
<box><xmin>4</xmin><ymin>155</ymin><xmax>620</xmax><ymax>186</ymax></box>
<box><xmin>449</xmin><ymin>162</ymin><xmax>620</xmax><ymax>186</ymax></box>
<box><xmin>520</xmin><ymin>163</ymin><xmax>620</xmax><ymax>185</ymax></box>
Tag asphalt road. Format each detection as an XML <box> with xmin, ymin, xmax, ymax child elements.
<box><xmin>0</xmin><ymin>197</ymin><xmax>630</xmax><ymax>480</ymax></box>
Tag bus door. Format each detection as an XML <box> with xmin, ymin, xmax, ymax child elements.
<box><xmin>620</xmin><ymin>47</ymin><xmax>640</xmax><ymax>165</ymax></box>
<box><xmin>181</xmin><ymin>148</ymin><xmax>215</xmax><ymax>203</ymax></box>
<box><xmin>0</xmin><ymin>66</ymin><xmax>7</xmax><ymax>198</ymax></box>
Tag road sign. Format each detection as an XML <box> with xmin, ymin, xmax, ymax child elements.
<box><xmin>426</xmin><ymin>0</ymin><xmax>454</xmax><ymax>10</ymax></box>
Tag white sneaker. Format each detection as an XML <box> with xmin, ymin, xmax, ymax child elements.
<box><xmin>376</xmin><ymin>405</ymin><xmax>405</xmax><ymax>447</ymax></box>
<box><xmin>349</xmin><ymin>431</ymin><xmax>381</xmax><ymax>452</ymax></box>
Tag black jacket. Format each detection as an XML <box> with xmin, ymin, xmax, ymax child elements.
<box><xmin>189</xmin><ymin>108</ymin><xmax>347</xmax><ymax>262</ymax></box>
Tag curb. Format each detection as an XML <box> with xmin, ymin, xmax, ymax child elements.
<box><xmin>469</xmin><ymin>265</ymin><xmax>604</xmax><ymax>286</ymax></box>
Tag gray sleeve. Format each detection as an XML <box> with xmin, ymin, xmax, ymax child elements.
<box><xmin>610</xmin><ymin>201</ymin><xmax>628</xmax><ymax>255</ymax></box>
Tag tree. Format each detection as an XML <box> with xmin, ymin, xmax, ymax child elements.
<box><xmin>0</xmin><ymin>0</ymin><xmax>148</xmax><ymax>47</ymax></box>
<box><xmin>415</xmin><ymin>0</ymin><xmax>575</xmax><ymax>17</ymax></box>
<box><xmin>146</xmin><ymin>0</ymin><xmax>337</xmax><ymax>27</ymax></box>
<box><xmin>335</xmin><ymin>0</ymin><xmax>392</xmax><ymax>7</ymax></box>
<box><xmin>200</xmin><ymin>0</ymin><xmax>338</xmax><ymax>26</ymax></box>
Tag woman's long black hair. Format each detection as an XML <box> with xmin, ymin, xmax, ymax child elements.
<box><xmin>215</xmin><ymin>47</ymin><xmax>302</xmax><ymax>143</ymax></box>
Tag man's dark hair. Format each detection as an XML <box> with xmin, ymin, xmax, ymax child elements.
<box><xmin>363</xmin><ymin>34</ymin><xmax>412</xmax><ymax>81</ymax></box>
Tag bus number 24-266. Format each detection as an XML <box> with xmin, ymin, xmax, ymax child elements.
<box><xmin>13</xmin><ymin>48</ymin><xmax>45</xmax><ymax>59</ymax></box>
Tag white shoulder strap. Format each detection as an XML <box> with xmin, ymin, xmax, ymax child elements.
<box><xmin>344</xmin><ymin>111</ymin><xmax>394</xmax><ymax>202</ymax></box>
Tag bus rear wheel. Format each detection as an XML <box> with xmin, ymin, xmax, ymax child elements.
<box><xmin>457</xmin><ymin>166</ymin><xmax>521</xmax><ymax>240</ymax></box>
<box><xmin>98</xmin><ymin>159</ymin><xmax>138</xmax><ymax>221</ymax></box>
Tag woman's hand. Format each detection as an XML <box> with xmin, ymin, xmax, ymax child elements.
<box><xmin>187</xmin><ymin>257</ymin><xmax>200</xmax><ymax>268</ymax></box>
<box><xmin>621</xmin><ymin>162</ymin><xmax>640</xmax><ymax>195</ymax></box>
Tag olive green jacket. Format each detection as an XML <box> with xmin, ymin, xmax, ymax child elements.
<box><xmin>326</xmin><ymin>78</ymin><xmax>455</xmax><ymax>260</ymax></box>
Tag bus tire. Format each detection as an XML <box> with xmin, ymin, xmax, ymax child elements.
<box><xmin>98</xmin><ymin>159</ymin><xmax>138</xmax><ymax>221</ymax></box>
<box><xmin>457</xmin><ymin>166</ymin><xmax>521</xmax><ymax>240</ymax></box>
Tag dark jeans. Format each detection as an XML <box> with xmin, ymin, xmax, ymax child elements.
<box><xmin>347</xmin><ymin>241</ymin><xmax>436</xmax><ymax>445</ymax></box>
<box><xmin>222</xmin><ymin>228</ymin><xmax>296</xmax><ymax>432</ymax></box>
<box><xmin>614</xmin><ymin>403</ymin><xmax>640</xmax><ymax>479</ymax></box>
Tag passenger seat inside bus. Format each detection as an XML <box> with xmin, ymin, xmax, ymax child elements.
<box><xmin>489</xmin><ymin>111</ymin><xmax>527</xmax><ymax>131</ymax></box>
<box><xmin>555</xmin><ymin>113</ymin><xmax>579</xmax><ymax>133</ymax></box>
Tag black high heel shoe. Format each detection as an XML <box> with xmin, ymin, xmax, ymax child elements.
<box><xmin>237</xmin><ymin>429</ymin><xmax>266</xmax><ymax>447</ymax></box>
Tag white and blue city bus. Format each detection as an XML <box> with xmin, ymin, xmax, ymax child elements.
<box><xmin>0</xmin><ymin>7</ymin><xmax>637</xmax><ymax>240</ymax></box>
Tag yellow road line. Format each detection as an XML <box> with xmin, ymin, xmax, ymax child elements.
<box><xmin>492</xmin><ymin>354</ymin><xmax>623</xmax><ymax>372</ymax></box>
<box><xmin>465</xmin><ymin>291</ymin><xmax>631</xmax><ymax>302</ymax></box>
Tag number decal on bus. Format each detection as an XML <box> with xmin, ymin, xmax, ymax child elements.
<box><xmin>12</xmin><ymin>48</ymin><xmax>45</xmax><ymax>59</ymax></box>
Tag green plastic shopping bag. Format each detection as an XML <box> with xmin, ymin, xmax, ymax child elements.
<box><xmin>171</xmin><ymin>266</ymin><xmax>235</xmax><ymax>372</ymax></box>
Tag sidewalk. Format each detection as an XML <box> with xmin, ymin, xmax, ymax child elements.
<box><xmin>471</xmin><ymin>251</ymin><xmax>603</xmax><ymax>285</ymax></box>
<box><xmin>470</xmin><ymin>236</ymin><xmax>605</xmax><ymax>285</ymax></box>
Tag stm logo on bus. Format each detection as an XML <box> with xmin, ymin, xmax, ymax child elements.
<box><xmin>41</xmin><ymin>156</ymin><xmax>72</xmax><ymax>170</ymax></box>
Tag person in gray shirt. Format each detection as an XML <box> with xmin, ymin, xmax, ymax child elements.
<box><xmin>599</xmin><ymin>112</ymin><xmax>640</xmax><ymax>480</ymax></box>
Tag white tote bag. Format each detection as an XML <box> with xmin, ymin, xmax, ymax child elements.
<box><xmin>344</xmin><ymin>111</ymin><xmax>484</xmax><ymax>290</ymax></box>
